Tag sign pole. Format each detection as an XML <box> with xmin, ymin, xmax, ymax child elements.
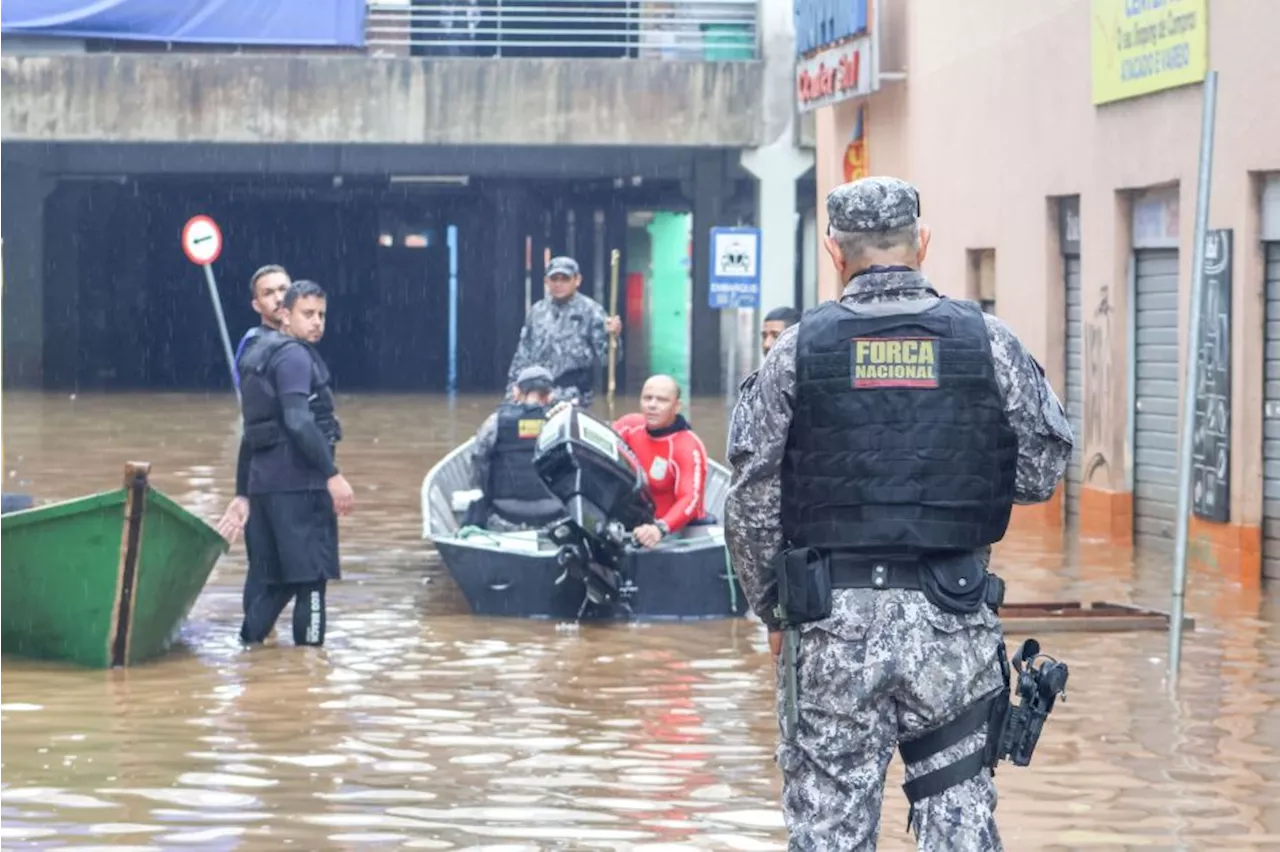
<box><xmin>1168</xmin><ymin>69</ymin><xmax>1219</xmax><ymax>691</ymax></box>
<box><xmin>202</xmin><ymin>263</ymin><xmax>240</xmax><ymax>406</ymax></box>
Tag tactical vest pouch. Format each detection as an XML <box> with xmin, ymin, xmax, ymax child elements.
<box><xmin>919</xmin><ymin>551</ymin><xmax>988</xmax><ymax>615</ymax></box>
<box><xmin>774</xmin><ymin>547</ymin><xmax>832</xmax><ymax>625</ymax></box>
<box><xmin>244</xmin><ymin>420</ymin><xmax>284</xmax><ymax>451</ymax></box>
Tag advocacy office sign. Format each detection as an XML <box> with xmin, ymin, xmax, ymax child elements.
<box><xmin>1091</xmin><ymin>0</ymin><xmax>1208</xmax><ymax>105</ymax></box>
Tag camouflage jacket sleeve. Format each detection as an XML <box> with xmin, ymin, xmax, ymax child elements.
<box><xmin>470</xmin><ymin>413</ymin><xmax>499</xmax><ymax>491</ymax></box>
<box><xmin>983</xmin><ymin>314</ymin><xmax>1075</xmax><ymax>503</ymax></box>
<box><xmin>724</xmin><ymin>326</ymin><xmax>798</xmax><ymax>629</ymax></box>
<box><xmin>506</xmin><ymin>311</ymin><xmax>536</xmax><ymax>387</ymax></box>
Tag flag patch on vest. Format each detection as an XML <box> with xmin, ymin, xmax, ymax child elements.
<box><xmin>517</xmin><ymin>419</ymin><xmax>544</xmax><ymax>439</ymax></box>
<box><xmin>851</xmin><ymin>338</ymin><xmax>939</xmax><ymax>388</ymax></box>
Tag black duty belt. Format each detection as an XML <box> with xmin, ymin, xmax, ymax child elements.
<box><xmin>827</xmin><ymin>554</ymin><xmax>924</xmax><ymax>591</ymax></box>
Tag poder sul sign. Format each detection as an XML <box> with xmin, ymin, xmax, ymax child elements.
<box><xmin>795</xmin><ymin>38</ymin><xmax>871</xmax><ymax>112</ymax></box>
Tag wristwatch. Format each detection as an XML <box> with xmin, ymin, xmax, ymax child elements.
<box><xmin>655</xmin><ymin>520</ymin><xmax>670</xmax><ymax>537</ymax></box>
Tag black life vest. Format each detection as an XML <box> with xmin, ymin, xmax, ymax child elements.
<box><xmin>236</xmin><ymin>330</ymin><xmax>342</xmax><ymax>451</ymax></box>
<box><xmin>488</xmin><ymin>401</ymin><xmax>558</xmax><ymax>511</ymax></box>
<box><xmin>781</xmin><ymin>297</ymin><xmax>1018</xmax><ymax>555</ymax></box>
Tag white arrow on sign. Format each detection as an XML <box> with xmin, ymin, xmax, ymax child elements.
<box><xmin>182</xmin><ymin>215</ymin><xmax>223</xmax><ymax>266</ymax></box>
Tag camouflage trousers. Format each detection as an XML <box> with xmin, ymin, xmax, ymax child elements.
<box><xmin>775</xmin><ymin>588</ymin><xmax>1006</xmax><ymax>851</ymax></box>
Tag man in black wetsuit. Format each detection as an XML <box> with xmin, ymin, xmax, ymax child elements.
<box><xmin>217</xmin><ymin>280</ymin><xmax>355</xmax><ymax>647</ymax></box>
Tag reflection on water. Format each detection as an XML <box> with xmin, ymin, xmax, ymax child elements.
<box><xmin>2</xmin><ymin>391</ymin><xmax>1279</xmax><ymax>850</ymax></box>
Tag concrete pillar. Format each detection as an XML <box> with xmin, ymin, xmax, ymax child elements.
<box><xmin>741</xmin><ymin>132</ymin><xmax>814</xmax><ymax>373</ymax></box>
<box><xmin>1</xmin><ymin>157</ymin><xmax>54</xmax><ymax>388</ymax></box>
<box><xmin>485</xmin><ymin>181</ymin><xmax>533</xmax><ymax>391</ymax></box>
<box><xmin>690</xmin><ymin>151</ymin><xmax>726</xmax><ymax>396</ymax></box>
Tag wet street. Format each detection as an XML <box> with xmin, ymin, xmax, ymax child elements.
<box><xmin>2</xmin><ymin>390</ymin><xmax>1279</xmax><ymax>851</ymax></box>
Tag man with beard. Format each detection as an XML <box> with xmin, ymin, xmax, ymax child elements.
<box><xmin>232</xmin><ymin>264</ymin><xmax>291</xmax><ymax>390</ymax></box>
<box><xmin>217</xmin><ymin>280</ymin><xmax>355</xmax><ymax>647</ymax></box>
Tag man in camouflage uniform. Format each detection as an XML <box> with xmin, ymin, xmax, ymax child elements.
<box><xmin>506</xmin><ymin>256</ymin><xmax>622</xmax><ymax>408</ymax></box>
<box><xmin>725</xmin><ymin>176</ymin><xmax>1073</xmax><ymax>851</ymax></box>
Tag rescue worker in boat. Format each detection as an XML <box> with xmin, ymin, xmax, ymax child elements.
<box><xmin>552</xmin><ymin>374</ymin><xmax>710</xmax><ymax>548</ymax></box>
<box><xmin>612</xmin><ymin>374</ymin><xmax>710</xmax><ymax>548</ymax></box>
<box><xmin>464</xmin><ymin>365</ymin><xmax>564</xmax><ymax>531</ymax></box>
<box><xmin>216</xmin><ymin>280</ymin><xmax>355</xmax><ymax>648</ymax></box>
<box><xmin>505</xmin><ymin>255</ymin><xmax>623</xmax><ymax>408</ymax></box>
<box><xmin>725</xmin><ymin>176</ymin><xmax>1073</xmax><ymax>850</ymax></box>
<box><xmin>232</xmin><ymin>264</ymin><xmax>291</xmax><ymax>391</ymax></box>
<box><xmin>761</xmin><ymin>305</ymin><xmax>801</xmax><ymax>357</ymax></box>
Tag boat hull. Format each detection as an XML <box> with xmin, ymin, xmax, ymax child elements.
<box><xmin>1</xmin><ymin>465</ymin><xmax>228</xmax><ymax>668</ymax></box>
<box><xmin>435</xmin><ymin>532</ymin><xmax>748</xmax><ymax>621</ymax></box>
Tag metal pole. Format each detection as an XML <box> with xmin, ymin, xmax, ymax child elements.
<box><xmin>202</xmin><ymin>263</ymin><xmax>240</xmax><ymax>406</ymax></box>
<box><xmin>447</xmin><ymin>225</ymin><xmax>459</xmax><ymax>396</ymax></box>
<box><xmin>1168</xmin><ymin>70</ymin><xmax>1218</xmax><ymax>690</ymax></box>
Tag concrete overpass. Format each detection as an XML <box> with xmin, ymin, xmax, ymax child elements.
<box><xmin>1</xmin><ymin>3</ymin><xmax>814</xmax><ymax>394</ymax></box>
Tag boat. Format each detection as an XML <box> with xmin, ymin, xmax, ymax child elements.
<box><xmin>421</xmin><ymin>408</ymin><xmax>748</xmax><ymax>622</ymax></box>
<box><xmin>1</xmin><ymin>461</ymin><xmax>229</xmax><ymax>668</ymax></box>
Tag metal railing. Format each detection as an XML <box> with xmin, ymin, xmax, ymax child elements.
<box><xmin>365</xmin><ymin>0</ymin><xmax>758</xmax><ymax>60</ymax></box>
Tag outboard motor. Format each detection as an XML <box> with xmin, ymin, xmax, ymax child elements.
<box><xmin>532</xmin><ymin>406</ymin><xmax>656</xmax><ymax>610</ymax></box>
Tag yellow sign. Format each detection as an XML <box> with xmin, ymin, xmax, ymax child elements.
<box><xmin>1091</xmin><ymin>0</ymin><xmax>1208</xmax><ymax>105</ymax></box>
<box><xmin>517</xmin><ymin>419</ymin><xmax>544</xmax><ymax>439</ymax></box>
<box><xmin>852</xmin><ymin>338</ymin><xmax>938</xmax><ymax>389</ymax></box>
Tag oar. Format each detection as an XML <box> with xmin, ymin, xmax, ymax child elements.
<box><xmin>607</xmin><ymin>249</ymin><xmax>621</xmax><ymax>421</ymax></box>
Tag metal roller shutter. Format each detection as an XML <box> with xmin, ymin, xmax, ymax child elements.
<box><xmin>1263</xmin><ymin>243</ymin><xmax>1280</xmax><ymax>580</ymax></box>
<box><xmin>1064</xmin><ymin>255</ymin><xmax>1083</xmax><ymax>518</ymax></box>
<box><xmin>1133</xmin><ymin>248</ymin><xmax>1181</xmax><ymax>549</ymax></box>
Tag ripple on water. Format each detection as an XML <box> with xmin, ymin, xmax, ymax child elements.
<box><xmin>2</xmin><ymin>392</ymin><xmax>1279</xmax><ymax>851</ymax></box>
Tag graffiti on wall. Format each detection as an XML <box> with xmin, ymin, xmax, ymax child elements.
<box><xmin>1083</xmin><ymin>284</ymin><xmax>1112</xmax><ymax>483</ymax></box>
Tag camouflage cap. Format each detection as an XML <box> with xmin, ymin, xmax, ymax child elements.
<box><xmin>826</xmin><ymin>176</ymin><xmax>921</xmax><ymax>233</ymax></box>
<box><xmin>515</xmin><ymin>365</ymin><xmax>555</xmax><ymax>392</ymax></box>
<box><xmin>545</xmin><ymin>256</ymin><xmax>580</xmax><ymax>278</ymax></box>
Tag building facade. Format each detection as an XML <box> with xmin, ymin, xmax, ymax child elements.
<box><xmin>803</xmin><ymin>0</ymin><xmax>1280</xmax><ymax>582</ymax></box>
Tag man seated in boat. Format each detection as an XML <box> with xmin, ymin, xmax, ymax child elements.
<box><xmin>610</xmin><ymin>374</ymin><xmax>710</xmax><ymax>549</ymax></box>
<box><xmin>465</xmin><ymin>365</ymin><xmax>564</xmax><ymax>531</ymax></box>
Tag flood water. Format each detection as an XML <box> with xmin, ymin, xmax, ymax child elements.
<box><xmin>2</xmin><ymin>390</ymin><xmax>1279</xmax><ymax>851</ymax></box>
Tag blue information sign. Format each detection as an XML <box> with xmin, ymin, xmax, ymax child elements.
<box><xmin>708</xmin><ymin>226</ymin><xmax>762</xmax><ymax>310</ymax></box>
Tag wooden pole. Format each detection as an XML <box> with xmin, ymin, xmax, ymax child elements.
<box><xmin>607</xmin><ymin>249</ymin><xmax>621</xmax><ymax>421</ymax></box>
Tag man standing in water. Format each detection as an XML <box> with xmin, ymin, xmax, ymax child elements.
<box><xmin>760</xmin><ymin>306</ymin><xmax>801</xmax><ymax>358</ymax></box>
<box><xmin>217</xmin><ymin>281</ymin><xmax>355</xmax><ymax>647</ymax></box>
<box><xmin>232</xmin><ymin>264</ymin><xmax>291</xmax><ymax>390</ymax></box>
<box><xmin>506</xmin><ymin>256</ymin><xmax>623</xmax><ymax>408</ymax></box>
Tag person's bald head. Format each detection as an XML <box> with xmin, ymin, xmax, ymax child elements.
<box><xmin>640</xmin><ymin>374</ymin><xmax>682</xmax><ymax>429</ymax></box>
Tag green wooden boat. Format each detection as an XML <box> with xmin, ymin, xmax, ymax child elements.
<box><xmin>0</xmin><ymin>462</ymin><xmax>229</xmax><ymax>668</ymax></box>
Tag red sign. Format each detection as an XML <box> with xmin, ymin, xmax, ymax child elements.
<box><xmin>798</xmin><ymin>49</ymin><xmax>860</xmax><ymax>105</ymax></box>
<box><xmin>181</xmin><ymin>215</ymin><xmax>223</xmax><ymax>266</ymax></box>
<box><xmin>795</xmin><ymin>36</ymin><xmax>873</xmax><ymax>112</ymax></box>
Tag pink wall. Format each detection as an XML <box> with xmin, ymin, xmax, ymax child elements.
<box><xmin>814</xmin><ymin>0</ymin><xmax>1280</xmax><ymax>526</ymax></box>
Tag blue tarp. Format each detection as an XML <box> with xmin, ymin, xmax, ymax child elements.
<box><xmin>1</xmin><ymin>0</ymin><xmax>366</xmax><ymax>47</ymax></box>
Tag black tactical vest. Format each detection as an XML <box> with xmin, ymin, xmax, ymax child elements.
<box><xmin>781</xmin><ymin>297</ymin><xmax>1018</xmax><ymax>554</ymax></box>
<box><xmin>237</xmin><ymin>330</ymin><xmax>342</xmax><ymax>451</ymax></box>
<box><xmin>489</xmin><ymin>402</ymin><xmax>556</xmax><ymax>505</ymax></box>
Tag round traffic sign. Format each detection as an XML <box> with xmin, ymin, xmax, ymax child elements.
<box><xmin>182</xmin><ymin>215</ymin><xmax>223</xmax><ymax>266</ymax></box>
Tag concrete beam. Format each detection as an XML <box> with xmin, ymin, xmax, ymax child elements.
<box><xmin>1</xmin><ymin>54</ymin><xmax>764</xmax><ymax>148</ymax></box>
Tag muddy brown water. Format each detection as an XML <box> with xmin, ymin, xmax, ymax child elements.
<box><xmin>2</xmin><ymin>391</ymin><xmax>1278</xmax><ymax>851</ymax></box>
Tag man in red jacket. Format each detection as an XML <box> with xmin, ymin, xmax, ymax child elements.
<box><xmin>612</xmin><ymin>374</ymin><xmax>709</xmax><ymax>548</ymax></box>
